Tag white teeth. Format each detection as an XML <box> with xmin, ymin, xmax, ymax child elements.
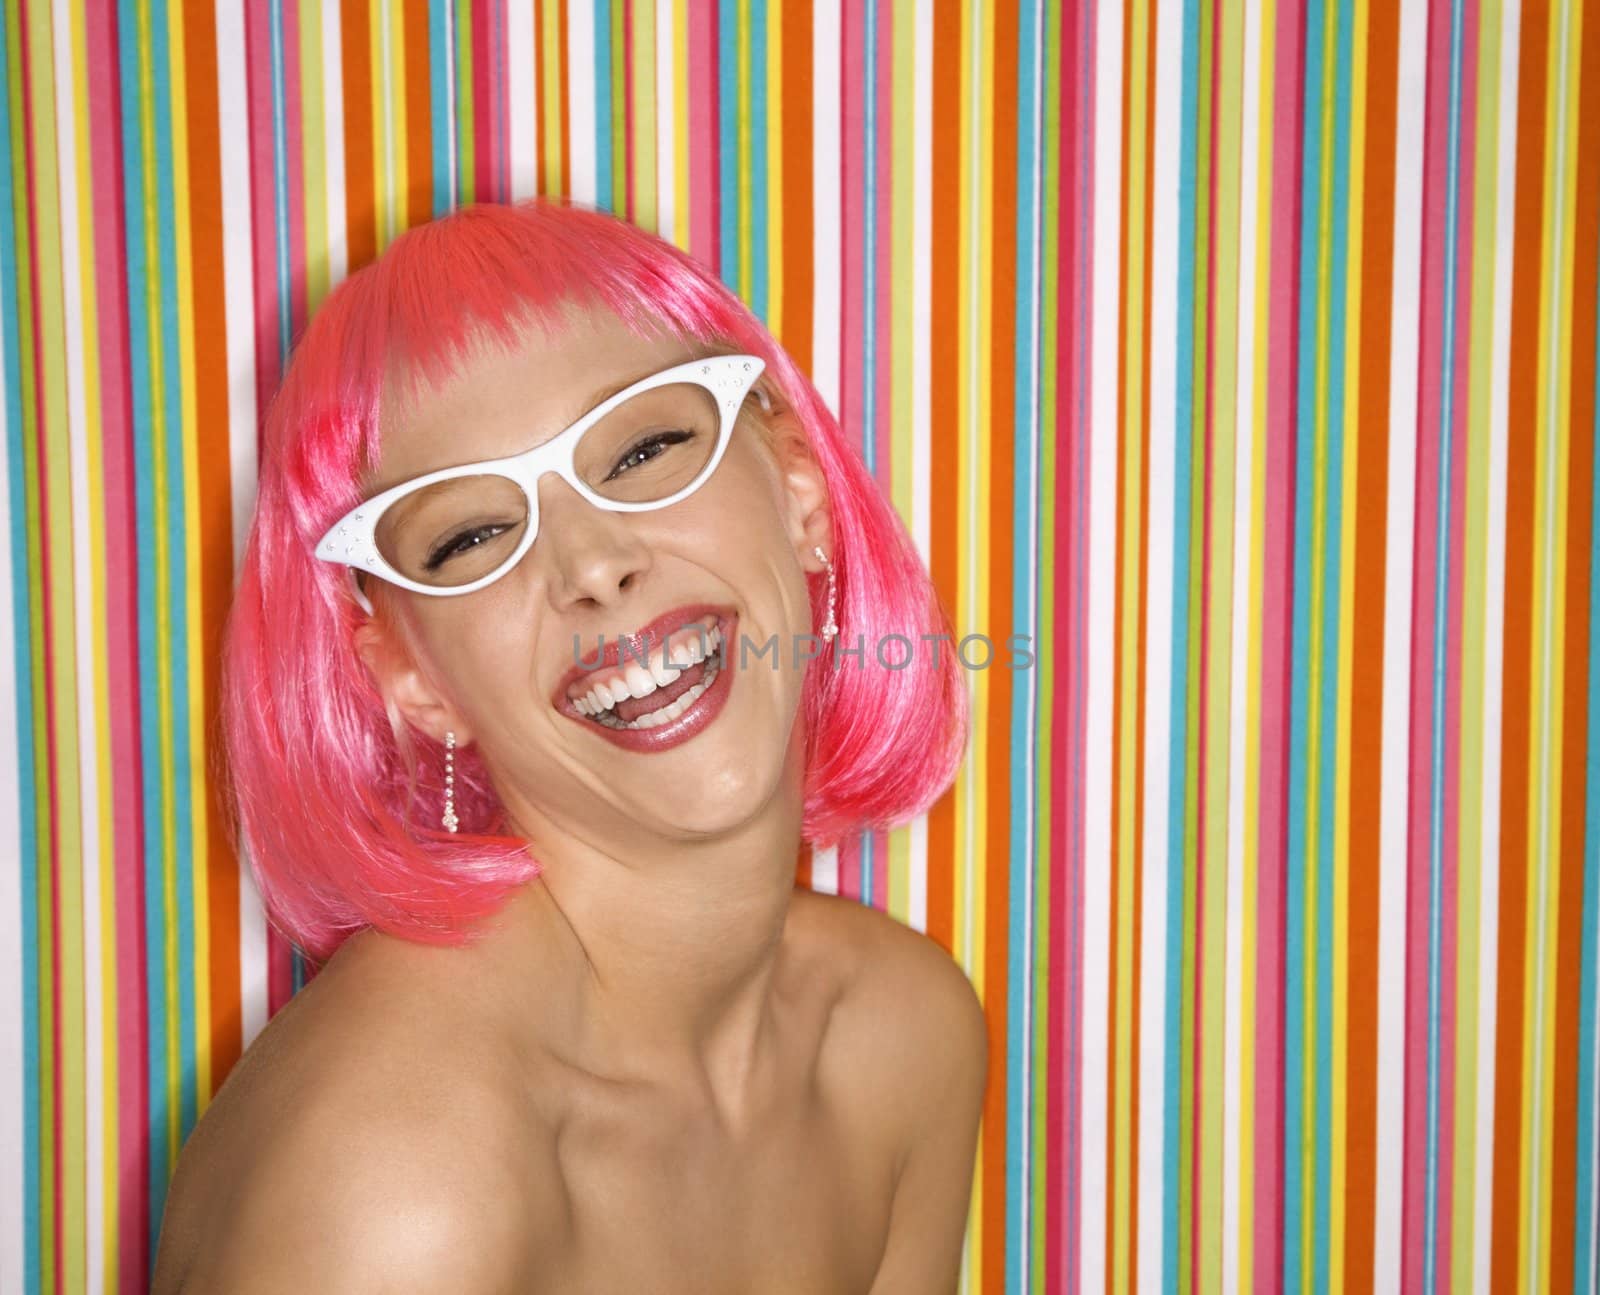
<box><xmin>567</xmin><ymin>618</ymin><xmax>728</xmax><ymax>713</ymax></box>
<box><xmin>622</xmin><ymin>663</ymin><xmax>657</xmax><ymax>699</ymax></box>
<box><xmin>587</xmin><ymin>655</ymin><xmax>722</xmax><ymax>731</ymax></box>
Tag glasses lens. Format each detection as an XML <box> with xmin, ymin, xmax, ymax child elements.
<box><xmin>374</xmin><ymin>473</ymin><xmax>530</xmax><ymax>588</ymax></box>
<box><xmin>573</xmin><ymin>382</ymin><xmax>725</xmax><ymax>503</ymax></box>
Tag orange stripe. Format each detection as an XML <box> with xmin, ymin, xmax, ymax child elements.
<box><xmin>779</xmin><ymin>0</ymin><xmax>813</xmax><ymax>373</ymax></box>
<box><xmin>985</xmin><ymin>2</ymin><xmax>1019</xmax><ymax>1288</ymax></box>
<box><xmin>1492</xmin><ymin>0</ymin><xmax>1551</xmax><ymax>1281</ymax></box>
<box><xmin>1345</xmin><ymin>0</ymin><xmax>1401</xmax><ymax>1282</ymax></box>
<box><xmin>1549</xmin><ymin>8</ymin><xmax>1600</xmax><ymax>1284</ymax></box>
<box><xmin>341</xmin><ymin>0</ymin><xmax>376</xmax><ymax>271</ymax></box>
<box><xmin>926</xmin><ymin>1</ymin><xmax>962</xmax><ymax>962</ymax></box>
<box><xmin>180</xmin><ymin>0</ymin><xmax>242</xmax><ymax>1092</ymax></box>
<box><xmin>404</xmin><ymin>0</ymin><xmax>432</xmax><ymax>227</ymax></box>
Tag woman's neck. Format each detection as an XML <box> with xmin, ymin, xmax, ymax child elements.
<box><xmin>480</xmin><ymin>776</ymin><xmax>808</xmax><ymax>1126</ymax></box>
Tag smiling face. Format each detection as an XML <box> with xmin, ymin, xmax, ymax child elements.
<box><xmin>352</xmin><ymin>303</ymin><xmax>833</xmax><ymax>850</ymax></box>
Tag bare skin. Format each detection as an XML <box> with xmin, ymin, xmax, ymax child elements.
<box><xmin>153</xmin><ymin>305</ymin><xmax>986</xmax><ymax>1292</ymax></box>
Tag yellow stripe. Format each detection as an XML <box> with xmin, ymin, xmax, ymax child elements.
<box><xmin>633</xmin><ymin>0</ymin><xmax>658</xmax><ymax>232</ymax></box>
<box><xmin>887</xmin><ymin>0</ymin><xmax>916</xmax><ymax>929</ymax></box>
<box><xmin>1112</xmin><ymin>1</ymin><xmax>1151</xmax><ymax>1284</ymax></box>
<box><xmin>299</xmin><ymin>0</ymin><xmax>328</xmax><ymax>308</ymax></box>
<box><xmin>736</xmin><ymin>0</ymin><xmax>751</xmax><ymax>301</ymax></box>
<box><xmin>955</xmin><ymin>0</ymin><xmax>980</xmax><ymax>1284</ymax></box>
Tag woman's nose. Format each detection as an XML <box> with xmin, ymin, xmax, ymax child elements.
<box><xmin>532</xmin><ymin>471</ymin><xmax>652</xmax><ymax>610</ymax></box>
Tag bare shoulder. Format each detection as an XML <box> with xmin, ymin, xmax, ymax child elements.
<box><xmin>152</xmin><ymin>932</ymin><xmax>556</xmax><ymax>1294</ymax></box>
<box><xmin>787</xmin><ymin>889</ymin><xmax>988</xmax><ymax>1166</ymax></box>
<box><xmin>786</xmin><ymin>888</ymin><xmax>988</xmax><ymax>1293</ymax></box>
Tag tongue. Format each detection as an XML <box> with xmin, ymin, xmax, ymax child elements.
<box><xmin>614</xmin><ymin>656</ymin><xmax>709</xmax><ymax>723</ymax></box>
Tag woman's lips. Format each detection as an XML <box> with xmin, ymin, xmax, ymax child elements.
<box><xmin>557</xmin><ymin>613</ymin><xmax>738</xmax><ymax>754</ymax></box>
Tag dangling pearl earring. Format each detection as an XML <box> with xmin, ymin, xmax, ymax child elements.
<box><xmin>442</xmin><ymin>731</ymin><xmax>458</xmax><ymax>833</ymax></box>
<box><xmin>814</xmin><ymin>546</ymin><xmax>838</xmax><ymax>643</ymax></box>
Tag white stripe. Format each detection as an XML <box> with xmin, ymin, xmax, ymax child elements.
<box><xmin>1222</xmin><ymin>0</ymin><xmax>1265</xmax><ymax>1284</ymax></box>
<box><xmin>1374</xmin><ymin>0</ymin><xmax>1429</xmax><ymax>1284</ymax></box>
<box><xmin>507</xmin><ymin>0</ymin><xmax>538</xmax><ymax>202</ymax></box>
<box><xmin>0</xmin><ymin>172</ymin><xmax>23</xmax><ymax>1295</ymax></box>
<box><xmin>1082</xmin><ymin>0</ymin><xmax>1125</xmax><ymax>1287</ymax></box>
<box><xmin>52</xmin><ymin>0</ymin><xmax>103</xmax><ymax>1278</ymax></box>
<box><xmin>215</xmin><ymin>0</ymin><xmax>269</xmax><ymax>1047</ymax></box>
<box><xmin>912</xmin><ymin>0</ymin><xmax>932</xmax><ymax>569</ymax></box>
<box><xmin>811</xmin><ymin>0</ymin><xmax>842</xmax><ymax>421</ymax></box>
<box><xmin>811</xmin><ymin>843</ymin><xmax>840</xmax><ymax>896</ymax></box>
<box><xmin>654</xmin><ymin>0</ymin><xmax>675</xmax><ymax>241</ymax></box>
<box><xmin>1472</xmin><ymin>0</ymin><xmax>1520</xmax><ymax>1286</ymax></box>
<box><xmin>566</xmin><ymin>1</ymin><xmax>597</xmax><ymax>206</ymax></box>
<box><xmin>322</xmin><ymin>0</ymin><xmax>348</xmax><ymax>286</ymax></box>
<box><xmin>1139</xmin><ymin>0</ymin><xmax>1184</xmax><ymax>1280</ymax></box>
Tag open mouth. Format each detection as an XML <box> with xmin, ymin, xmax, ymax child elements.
<box><xmin>566</xmin><ymin>617</ymin><xmax>728</xmax><ymax>733</ymax></box>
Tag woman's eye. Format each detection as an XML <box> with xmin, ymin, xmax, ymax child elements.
<box><xmin>425</xmin><ymin>523</ymin><xmax>513</xmax><ymax>571</ymax></box>
<box><xmin>609</xmin><ymin>429</ymin><xmax>694</xmax><ymax>478</ymax></box>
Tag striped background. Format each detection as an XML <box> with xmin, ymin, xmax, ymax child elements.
<box><xmin>2</xmin><ymin>1</ymin><xmax>1598</xmax><ymax>1292</ymax></box>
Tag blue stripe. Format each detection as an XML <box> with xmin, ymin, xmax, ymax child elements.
<box><xmin>429</xmin><ymin>0</ymin><xmax>452</xmax><ymax>215</ymax></box>
<box><xmin>1574</xmin><ymin>216</ymin><xmax>1600</xmax><ymax>1293</ymax></box>
<box><xmin>1313</xmin><ymin>3</ymin><xmax>1357</xmax><ymax>1286</ymax></box>
<box><xmin>148</xmin><ymin>0</ymin><xmax>198</xmax><ymax>1159</ymax></box>
<box><xmin>1165</xmin><ymin>0</ymin><xmax>1203</xmax><ymax>1281</ymax></box>
<box><xmin>0</xmin><ymin>8</ymin><xmax>42</xmax><ymax>1287</ymax></box>
<box><xmin>859</xmin><ymin>0</ymin><xmax>878</xmax><ymax>909</ymax></box>
<box><xmin>592</xmin><ymin>0</ymin><xmax>613</xmax><ymax>213</ymax></box>
<box><xmin>716</xmin><ymin>1</ymin><xmax>738</xmax><ymax>288</ymax></box>
<box><xmin>1424</xmin><ymin>1</ymin><xmax>1468</xmax><ymax>1286</ymax></box>
<box><xmin>1007</xmin><ymin>5</ymin><xmax>1044</xmax><ymax>1287</ymax></box>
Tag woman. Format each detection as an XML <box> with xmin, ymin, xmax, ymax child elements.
<box><xmin>153</xmin><ymin>199</ymin><xmax>983</xmax><ymax>1293</ymax></box>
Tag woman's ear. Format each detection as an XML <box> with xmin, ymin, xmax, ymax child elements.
<box><xmin>352</xmin><ymin>616</ymin><xmax>476</xmax><ymax>747</ymax></box>
<box><xmin>760</xmin><ymin>401</ymin><xmax>833</xmax><ymax>572</ymax></box>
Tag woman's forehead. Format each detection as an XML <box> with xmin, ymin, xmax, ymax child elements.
<box><xmin>369</xmin><ymin>308</ymin><xmax>704</xmax><ymax>491</ymax></box>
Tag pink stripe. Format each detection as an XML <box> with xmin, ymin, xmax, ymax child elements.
<box><xmin>840</xmin><ymin>8</ymin><xmax>865</xmax><ymax>472</ymax></box>
<box><xmin>245</xmin><ymin>0</ymin><xmax>282</xmax><ymax>417</ymax></box>
<box><xmin>871</xmin><ymin>3</ymin><xmax>893</xmax><ymax>528</ymax></box>
<box><xmin>474</xmin><ymin>0</ymin><xmax>502</xmax><ymax>200</ymax></box>
<box><xmin>84</xmin><ymin>5</ymin><xmax>150</xmax><ymax>1288</ymax></box>
<box><xmin>1255</xmin><ymin>0</ymin><xmax>1306</xmax><ymax>1285</ymax></box>
<box><xmin>687</xmin><ymin>3</ymin><xmax>717</xmax><ymax>269</ymax></box>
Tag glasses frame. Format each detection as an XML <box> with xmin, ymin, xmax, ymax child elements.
<box><xmin>315</xmin><ymin>353</ymin><xmax>768</xmax><ymax>614</ymax></box>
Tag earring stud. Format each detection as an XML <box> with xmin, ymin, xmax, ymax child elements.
<box><xmin>442</xmin><ymin>731</ymin><xmax>458</xmax><ymax>833</ymax></box>
<box><xmin>814</xmin><ymin>546</ymin><xmax>838</xmax><ymax>643</ymax></box>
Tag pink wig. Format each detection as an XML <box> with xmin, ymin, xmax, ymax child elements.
<box><xmin>221</xmin><ymin>198</ymin><xmax>968</xmax><ymax>963</ymax></box>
